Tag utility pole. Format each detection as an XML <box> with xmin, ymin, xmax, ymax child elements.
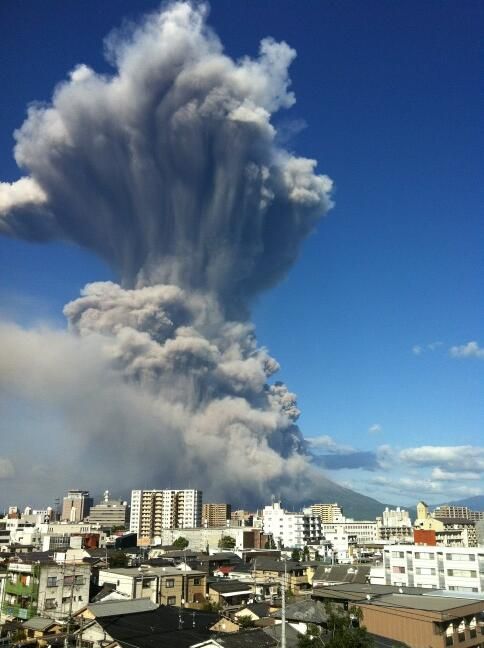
<box><xmin>281</xmin><ymin>561</ymin><xmax>286</xmax><ymax>648</ymax></box>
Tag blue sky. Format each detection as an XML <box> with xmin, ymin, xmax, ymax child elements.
<box><xmin>0</xmin><ymin>0</ymin><xmax>482</xmax><ymax>508</ymax></box>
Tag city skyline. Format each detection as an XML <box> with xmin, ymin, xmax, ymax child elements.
<box><xmin>0</xmin><ymin>1</ymin><xmax>482</xmax><ymax>507</ymax></box>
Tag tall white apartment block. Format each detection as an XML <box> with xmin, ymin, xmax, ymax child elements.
<box><xmin>262</xmin><ymin>502</ymin><xmax>321</xmax><ymax>549</ymax></box>
<box><xmin>130</xmin><ymin>489</ymin><xmax>202</xmax><ymax>543</ymax></box>
<box><xmin>382</xmin><ymin>544</ymin><xmax>484</xmax><ymax>592</ymax></box>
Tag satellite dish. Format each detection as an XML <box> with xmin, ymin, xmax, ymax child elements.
<box><xmin>366</xmin><ymin>594</ymin><xmax>371</xmax><ymax>601</ymax></box>
<box><xmin>398</xmin><ymin>587</ymin><xmax>403</xmax><ymax>593</ymax></box>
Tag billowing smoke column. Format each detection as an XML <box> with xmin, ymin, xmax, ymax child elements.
<box><xmin>0</xmin><ymin>2</ymin><xmax>335</xmax><ymax>503</ymax></box>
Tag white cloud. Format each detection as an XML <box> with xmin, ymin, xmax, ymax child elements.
<box><xmin>368</xmin><ymin>423</ymin><xmax>382</xmax><ymax>434</ymax></box>
<box><xmin>431</xmin><ymin>467</ymin><xmax>481</xmax><ymax>482</ymax></box>
<box><xmin>449</xmin><ymin>341</ymin><xmax>484</xmax><ymax>359</ymax></box>
<box><xmin>0</xmin><ymin>177</ymin><xmax>47</xmax><ymax>216</ymax></box>
<box><xmin>412</xmin><ymin>341</ymin><xmax>442</xmax><ymax>356</ymax></box>
<box><xmin>399</xmin><ymin>445</ymin><xmax>484</xmax><ymax>471</ymax></box>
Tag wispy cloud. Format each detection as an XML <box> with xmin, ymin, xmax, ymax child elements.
<box><xmin>368</xmin><ymin>423</ymin><xmax>382</xmax><ymax>434</ymax></box>
<box><xmin>412</xmin><ymin>341</ymin><xmax>443</xmax><ymax>356</ymax></box>
<box><xmin>0</xmin><ymin>457</ymin><xmax>15</xmax><ymax>480</ymax></box>
<box><xmin>431</xmin><ymin>467</ymin><xmax>481</xmax><ymax>482</ymax></box>
<box><xmin>449</xmin><ymin>341</ymin><xmax>484</xmax><ymax>359</ymax></box>
<box><xmin>399</xmin><ymin>445</ymin><xmax>484</xmax><ymax>472</ymax></box>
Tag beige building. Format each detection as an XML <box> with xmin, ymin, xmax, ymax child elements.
<box><xmin>130</xmin><ymin>489</ymin><xmax>202</xmax><ymax>544</ymax></box>
<box><xmin>88</xmin><ymin>491</ymin><xmax>129</xmax><ymax>529</ymax></box>
<box><xmin>310</xmin><ymin>503</ymin><xmax>343</xmax><ymax>523</ymax></box>
<box><xmin>202</xmin><ymin>504</ymin><xmax>231</xmax><ymax>528</ymax></box>
<box><xmin>98</xmin><ymin>566</ymin><xmax>206</xmax><ymax>607</ymax></box>
<box><xmin>62</xmin><ymin>490</ymin><xmax>93</xmax><ymax>522</ymax></box>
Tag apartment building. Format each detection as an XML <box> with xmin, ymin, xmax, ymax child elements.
<box><xmin>61</xmin><ymin>490</ymin><xmax>93</xmax><ymax>522</ymax></box>
<box><xmin>376</xmin><ymin>507</ymin><xmax>413</xmax><ymax>543</ymax></box>
<box><xmin>130</xmin><ymin>489</ymin><xmax>202</xmax><ymax>544</ymax></box>
<box><xmin>202</xmin><ymin>503</ymin><xmax>231</xmax><ymax>528</ymax></box>
<box><xmin>262</xmin><ymin>502</ymin><xmax>322</xmax><ymax>549</ymax></box>
<box><xmin>310</xmin><ymin>503</ymin><xmax>344</xmax><ymax>523</ymax></box>
<box><xmin>1</xmin><ymin>556</ymin><xmax>90</xmax><ymax>621</ymax></box>
<box><xmin>382</xmin><ymin>544</ymin><xmax>484</xmax><ymax>592</ymax></box>
<box><xmin>433</xmin><ymin>505</ymin><xmax>484</xmax><ymax>522</ymax></box>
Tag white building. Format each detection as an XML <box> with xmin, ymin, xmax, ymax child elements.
<box><xmin>262</xmin><ymin>502</ymin><xmax>322</xmax><ymax>549</ymax></box>
<box><xmin>376</xmin><ymin>507</ymin><xmax>413</xmax><ymax>543</ymax></box>
<box><xmin>321</xmin><ymin>521</ymin><xmax>378</xmax><ymax>545</ymax></box>
<box><xmin>381</xmin><ymin>544</ymin><xmax>484</xmax><ymax>592</ymax></box>
<box><xmin>130</xmin><ymin>489</ymin><xmax>202</xmax><ymax>544</ymax></box>
<box><xmin>323</xmin><ymin>527</ymin><xmax>358</xmax><ymax>563</ymax></box>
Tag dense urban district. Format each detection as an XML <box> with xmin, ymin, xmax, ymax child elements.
<box><xmin>1</xmin><ymin>489</ymin><xmax>484</xmax><ymax>648</ymax></box>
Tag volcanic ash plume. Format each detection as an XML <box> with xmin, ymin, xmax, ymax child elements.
<box><xmin>0</xmin><ymin>2</ymin><xmax>334</xmax><ymax>503</ymax></box>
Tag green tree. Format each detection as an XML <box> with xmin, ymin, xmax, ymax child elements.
<box><xmin>264</xmin><ymin>536</ymin><xmax>276</xmax><ymax>549</ymax></box>
<box><xmin>108</xmin><ymin>550</ymin><xmax>129</xmax><ymax>568</ymax></box>
<box><xmin>302</xmin><ymin>546</ymin><xmax>310</xmax><ymax>561</ymax></box>
<box><xmin>323</xmin><ymin>603</ymin><xmax>374</xmax><ymax>648</ymax></box>
<box><xmin>173</xmin><ymin>536</ymin><xmax>189</xmax><ymax>549</ymax></box>
<box><xmin>218</xmin><ymin>535</ymin><xmax>236</xmax><ymax>550</ymax></box>
<box><xmin>291</xmin><ymin>548</ymin><xmax>302</xmax><ymax>562</ymax></box>
<box><xmin>237</xmin><ymin>615</ymin><xmax>256</xmax><ymax>628</ymax></box>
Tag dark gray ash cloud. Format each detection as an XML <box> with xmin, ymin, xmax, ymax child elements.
<box><xmin>0</xmin><ymin>2</ymin><xmax>336</xmax><ymax>506</ymax></box>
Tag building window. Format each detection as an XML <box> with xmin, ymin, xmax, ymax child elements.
<box><xmin>75</xmin><ymin>576</ymin><xmax>85</xmax><ymax>585</ymax></box>
<box><xmin>167</xmin><ymin>596</ymin><xmax>176</xmax><ymax>605</ymax></box>
<box><xmin>193</xmin><ymin>578</ymin><xmax>201</xmax><ymax>585</ymax></box>
<box><xmin>447</xmin><ymin>569</ymin><xmax>477</xmax><ymax>578</ymax></box>
<box><xmin>44</xmin><ymin>598</ymin><xmax>56</xmax><ymax>610</ymax></box>
<box><xmin>165</xmin><ymin>579</ymin><xmax>175</xmax><ymax>588</ymax></box>
<box><xmin>391</xmin><ymin>551</ymin><xmax>404</xmax><ymax>558</ymax></box>
<box><xmin>392</xmin><ymin>566</ymin><xmax>405</xmax><ymax>574</ymax></box>
<box><xmin>446</xmin><ymin>553</ymin><xmax>475</xmax><ymax>561</ymax></box>
<box><xmin>47</xmin><ymin>577</ymin><xmax>58</xmax><ymax>587</ymax></box>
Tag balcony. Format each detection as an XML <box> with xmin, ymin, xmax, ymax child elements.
<box><xmin>5</xmin><ymin>581</ymin><xmax>36</xmax><ymax>597</ymax></box>
<box><xmin>1</xmin><ymin>603</ymin><xmax>37</xmax><ymax>620</ymax></box>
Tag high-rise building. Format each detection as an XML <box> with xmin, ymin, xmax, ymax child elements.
<box><xmin>130</xmin><ymin>489</ymin><xmax>202</xmax><ymax>543</ymax></box>
<box><xmin>61</xmin><ymin>490</ymin><xmax>93</xmax><ymax>522</ymax></box>
<box><xmin>202</xmin><ymin>503</ymin><xmax>231</xmax><ymax>527</ymax></box>
<box><xmin>310</xmin><ymin>503</ymin><xmax>344</xmax><ymax>523</ymax></box>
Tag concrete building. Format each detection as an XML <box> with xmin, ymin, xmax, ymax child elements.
<box><xmin>376</xmin><ymin>507</ymin><xmax>413</xmax><ymax>543</ymax></box>
<box><xmin>433</xmin><ymin>505</ymin><xmax>484</xmax><ymax>521</ymax></box>
<box><xmin>202</xmin><ymin>504</ymin><xmax>231</xmax><ymax>528</ymax></box>
<box><xmin>230</xmin><ymin>510</ymin><xmax>255</xmax><ymax>527</ymax></box>
<box><xmin>130</xmin><ymin>489</ymin><xmax>202</xmax><ymax>544</ymax></box>
<box><xmin>61</xmin><ymin>490</ymin><xmax>93</xmax><ymax>522</ymax></box>
<box><xmin>152</xmin><ymin>525</ymin><xmax>266</xmax><ymax>552</ymax></box>
<box><xmin>382</xmin><ymin>544</ymin><xmax>484</xmax><ymax>592</ymax></box>
<box><xmin>1</xmin><ymin>556</ymin><xmax>90</xmax><ymax>622</ymax></box>
<box><xmin>414</xmin><ymin>516</ymin><xmax>478</xmax><ymax>547</ymax></box>
<box><xmin>313</xmin><ymin>583</ymin><xmax>484</xmax><ymax>648</ymax></box>
<box><xmin>262</xmin><ymin>502</ymin><xmax>322</xmax><ymax>549</ymax></box>
<box><xmin>98</xmin><ymin>566</ymin><xmax>206</xmax><ymax>607</ymax></box>
<box><xmin>321</xmin><ymin>520</ymin><xmax>378</xmax><ymax>545</ymax></box>
<box><xmin>88</xmin><ymin>491</ymin><xmax>130</xmax><ymax>529</ymax></box>
<box><xmin>310</xmin><ymin>503</ymin><xmax>344</xmax><ymax>523</ymax></box>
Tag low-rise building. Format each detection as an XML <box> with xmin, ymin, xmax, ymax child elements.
<box><xmin>382</xmin><ymin>544</ymin><xmax>484</xmax><ymax>592</ymax></box>
<box><xmin>98</xmin><ymin>566</ymin><xmax>206</xmax><ymax>607</ymax></box>
<box><xmin>262</xmin><ymin>502</ymin><xmax>322</xmax><ymax>549</ymax></box>
<box><xmin>0</xmin><ymin>555</ymin><xmax>90</xmax><ymax>621</ymax></box>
